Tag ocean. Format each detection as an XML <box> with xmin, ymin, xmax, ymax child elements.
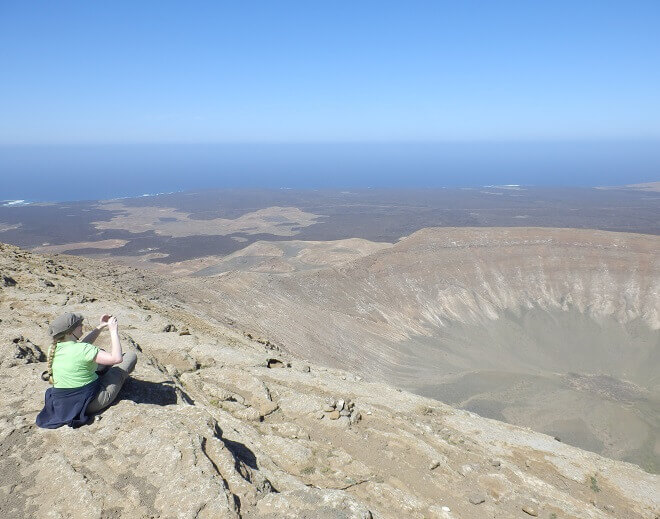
<box><xmin>1</xmin><ymin>141</ymin><xmax>658</xmax><ymax>202</ymax></box>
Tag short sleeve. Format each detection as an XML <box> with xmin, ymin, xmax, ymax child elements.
<box><xmin>80</xmin><ymin>342</ymin><xmax>99</xmax><ymax>363</ymax></box>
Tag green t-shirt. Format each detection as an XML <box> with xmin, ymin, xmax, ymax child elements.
<box><xmin>50</xmin><ymin>341</ymin><xmax>100</xmax><ymax>388</ymax></box>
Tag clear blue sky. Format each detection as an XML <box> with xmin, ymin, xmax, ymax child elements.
<box><xmin>1</xmin><ymin>1</ymin><xmax>659</xmax><ymax>144</ymax></box>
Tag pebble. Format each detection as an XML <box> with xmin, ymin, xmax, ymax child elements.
<box><xmin>336</xmin><ymin>399</ymin><xmax>345</xmax><ymax>411</ymax></box>
<box><xmin>266</xmin><ymin>358</ymin><xmax>285</xmax><ymax>368</ymax></box>
<box><xmin>360</xmin><ymin>511</ymin><xmax>372</xmax><ymax>519</ymax></box>
<box><xmin>491</xmin><ymin>459</ymin><xmax>501</xmax><ymax>467</ymax></box>
<box><xmin>349</xmin><ymin>412</ymin><xmax>362</xmax><ymax>425</ymax></box>
<box><xmin>316</xmin><ymin>412</ymin><xmax>325</xmax><ymax>420</ymax></box>
<box><xmin>468</xmin><ymin>493</ymin><xmax>486</xmax><ymax>505</ymax></box>
<box><xmin>339</xmin><ymin>409</ymin><xmax>351</xmax><ymax>417</ymax></box>
<box><xmin>458</xmin><ymin>464</ymin><xmax>473</xmax><ymax>477</ymax></box>
<box><xmin>323</xmin><ymin>404</ymin><xmax>335</xmax><ymax>412</ymax></box>
<box><xmin>441</xmin><ymin>506</ymin><xmax>450</xmax><ymax>512</ymax></box>
<box><xmin>604</xmin><ymin>504</ymin><xmax>615</xmax><ymax>513</ymax></box>
<box><xmin>328</xmin><ymin>410</ymin><xmax>340</xmax><ymax>420</ymax></box>
<box><xmin>337</xmin><ymin>416</ymin><xmax>351</xmax><ymax>427</ymax></box>
<box><xmin>522</xmin><ymin>505</ymin><xmax>538</xmax><ymax>516</ymax></box>
<box><xmin>165</xmin><ymin>365</ymin><xmax>180</xmax><ymax>376</ymax></box>
<box><xmin>429</xmin><ymin>460</ymin><xmax>440</xmax><ymax>470</ymax></box>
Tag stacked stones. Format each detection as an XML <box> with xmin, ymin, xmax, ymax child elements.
<box><xmin>245</xmin><ymin>332</ymin><xmax>281</xmax><ymax>352</ymax></box>
<box><xmin>321</xmin><ymin>398</ymin><xmax>362</xmax><ymax>426</ymax></box>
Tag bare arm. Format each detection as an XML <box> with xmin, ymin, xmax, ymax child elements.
<box><xmin>80</xmin><ymin>314</ymin><xmax>111</xmax><ymax>344</ymax></box>
<box><xmin>95</xmin><ymin>316</ymin><xmax>123</xmax><ymax>365</ymax></box>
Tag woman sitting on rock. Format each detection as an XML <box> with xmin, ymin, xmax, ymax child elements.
<box><xmin>36</xmin><ymin>312</ymin><xmax>137</xmax><ymax>428</ymax></box>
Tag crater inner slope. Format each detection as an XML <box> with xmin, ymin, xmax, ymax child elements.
<box><xmin>181</xmin><ymin>227</ymin><xmax>660</xmax><ymax>471</ymax></box>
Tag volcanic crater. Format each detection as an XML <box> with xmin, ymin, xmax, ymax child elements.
<box><xmin>180</xmin><ymin>227</ymin><xmax>659</xmax><ymax>472</ymax></box>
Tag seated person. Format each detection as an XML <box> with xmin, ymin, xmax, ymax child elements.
<box><xmin>36</xmin><ymin>312</ymin><xmax>137</xmax><ymax>428</ymax></box>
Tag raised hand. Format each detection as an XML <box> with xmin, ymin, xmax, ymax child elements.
<box><xmin>99</xmin><ymin>314</ymin><xmax>112</xmax><ymax>328</ymax></box>
<box><xmin>108</xmin><ymin>316</ymin><xmax>119</xmax><ymax>333</ymax></box>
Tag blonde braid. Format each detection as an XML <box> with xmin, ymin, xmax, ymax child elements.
<box><xmin>46</xmin><ymin>335</ymin><xmax>63</xmax><ymax>385</ymax></box>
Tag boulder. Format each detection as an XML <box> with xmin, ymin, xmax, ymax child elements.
<box><xmin>2</xmin><ymin>275</ymin><xmax>17</xmax><ymax>287</ymax></box>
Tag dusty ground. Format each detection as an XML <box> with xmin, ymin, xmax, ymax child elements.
<box><xmin>34</xmin><ymin>239</ymin><xmax>130</xmax><ymax>254</ymax></box>
<box><xmin>93</xmin><ymin>203</ymin><xmax>322</xmax><ymax>237</ymax></box>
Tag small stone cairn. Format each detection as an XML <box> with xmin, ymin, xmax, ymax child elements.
<box><xmin>321</xmin><ymin>398</ymin><xmax>361</xmax><ymax>426</ymax></box>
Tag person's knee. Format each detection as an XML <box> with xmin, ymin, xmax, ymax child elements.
<box><xmin>124</xmin><ymin>351</ymin><xmax>138</xmax><ymax>373</ymax></box>
<box><xmin>87</xmin><ymin>387</ymin><xmax>112</xmax><ymax>414</ymax></box>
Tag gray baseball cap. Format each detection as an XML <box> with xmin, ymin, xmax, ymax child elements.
<box><xmin>48</xmin><ymin>312</ymin><xmax>84</xmax><ymax>337</ymax></box>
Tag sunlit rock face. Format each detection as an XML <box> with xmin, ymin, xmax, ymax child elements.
<box><xmin>195</xmin><ymin>228</ymin><xmax>659</xmax><ymax>471</ymax></box>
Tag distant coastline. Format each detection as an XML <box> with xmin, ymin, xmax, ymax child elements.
<box><xmin>1</xmin><ymin>200</ymin><xmax>31</xmax><ymax>207</ymax></box>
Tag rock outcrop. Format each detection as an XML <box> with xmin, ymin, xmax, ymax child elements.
<box><xmin>1</xmin><ymin>241</ymin><xmax>658</xmax><ymax>518</ymax></box>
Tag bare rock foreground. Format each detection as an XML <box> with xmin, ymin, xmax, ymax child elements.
<box><xmin>1</xmin><ymin>242</ymin><xmax>658</xmax><ymax>518</ymax></box>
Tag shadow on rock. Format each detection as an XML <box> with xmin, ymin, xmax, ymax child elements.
<box><xmin>224</xmin><ymin>437</ymin><xmax>258</xmax><ymax>470</ymax></box>
<box><xmin>117</xmin><ymin>378</ymin><xmax>178</xmax><ymax>406</ymax></box>
<box><xmin>211</xmin><ymin>421</ymin><xmax>260</xmax><ymax>472</ymax></box>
